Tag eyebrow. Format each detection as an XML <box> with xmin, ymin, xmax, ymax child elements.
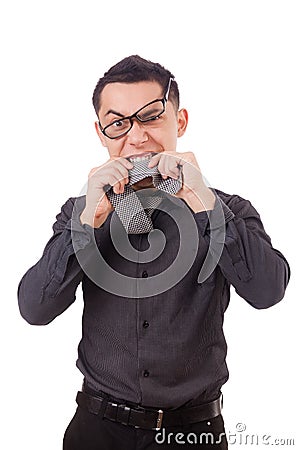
<box><xmin>105</xmin><ymin>109</ymin><xmax>125</xmax><ymax>117</ymax></box>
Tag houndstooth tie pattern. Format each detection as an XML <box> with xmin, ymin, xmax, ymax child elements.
<box><xmin>105</xmin><ymin>154</ymin><xmax>182</xmax><ymax>234</ymax></box>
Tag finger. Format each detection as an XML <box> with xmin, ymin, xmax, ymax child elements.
<box><xmin>104</xmin><ymin>171</ymin><xmax>128</xmax><ymax>194</ymax></box>
<box><xmin>147</xmin><ymin>153</ymin><xmax>162</xmax><ymax>168</ymax></box>
<box><xmin>111</xmin><ymin>160</ymin><xmax>133</xmax><ymax>193</ymax></box>
<box><xmin>116</xmin><ymin>177</ymin><xmax>128</xmax><ymax>194</ymax></box>
<box><xmin>121</xmin><ymin>158</ymin><xmax>134</xmax><ymax>170</ymax></box>
<box><xmin>100</xmin><ymin>170</ymin><xmax>129</xmax><ymax>195</ymax></box>
<box><xmin>165</xmin><ymin>157</ymin><xmax>182</xmax><ymax>179</ymax></box>
<box><xmin>158</xmin><ymin>154</ymin><xmax>171</xmax><ymax>174</ymax></box>
<box><xmin>119</xmin><ymin>177</ymin><xmax>130</xmax><ymax>193</ymax></box>
<box><xmin>112</xmin><ymin>160</ymin><xmax>133</xmax><ymax>178</ymax></box>
<box><xmin>115</xmin><ymin>173</ymin><xmax>130</xmax><ymax>194</ymax></box>
<box><xmin>113</xmin><ymin>166</ymin><xmax>131</xmax><ymax>193</ymax></box>
<box><xmin>158</xmin><ymin>155</ymin><xmax>176</xmax><ymax>180</ymax></box>
<box><xmin>157</xmin><ymin>155</ymin><xmax>168</xmax><ymax>179</ymax></box>
<box><xmin>113</xmin><ymin>181</ymin><xmax>123</xmax><ymax>194</ymax></box>
<box><xmin>108</xmin><ymin>164</ymin><xmax>130</xmax><ymax>187</ymax></box>
<box><xmin>109</xmin><ymin>156</ymin><xmax>134</xmax><ymax>169</ymax></box>
<box><xmin>102</xmin><ymin>159</ymin><xmax>133</xmax><ymax>185</ymax></box>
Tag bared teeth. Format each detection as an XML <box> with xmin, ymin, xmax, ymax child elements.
<box><xmin>130</xmin><ymin>155</ymin><xmax>151</xmax><ymax>162</ymax></box>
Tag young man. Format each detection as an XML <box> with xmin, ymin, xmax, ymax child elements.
<box><xmin>18</xmin><ymin>55</ymin><xmax>290</xmax><ymax>449</ymax></box>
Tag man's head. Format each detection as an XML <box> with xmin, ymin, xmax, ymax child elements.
<box><xmin>93</xmin><ymin>55</ymin><xmax>188</xmax><ymax>159</ymax></box>
<box><xmin>92</xmin><ymin>55</ymin><xmax>180</xmax><ymax>115</ymax></box>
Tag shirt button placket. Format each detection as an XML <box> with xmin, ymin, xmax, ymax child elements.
<box><xmin>139</xmin><ymin>268</ymin><xmax>151</xmax><ymax>398</ymax></box>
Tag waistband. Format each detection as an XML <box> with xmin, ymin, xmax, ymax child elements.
<box><xmin>76</xmin><ymin>388</ymin><xmax>223</xmax><ymax>430</ymax></box>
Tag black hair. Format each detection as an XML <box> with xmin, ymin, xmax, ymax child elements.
<box><xmin>92</xmin><ymin>55</ymin><xmax>179</xmax><ymax>116</ymax></box>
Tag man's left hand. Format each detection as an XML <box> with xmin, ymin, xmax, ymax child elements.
<box><xmin>148</xmin><ymin>151</ymin><xmax>215</xmax><ymax>213</ymax></box>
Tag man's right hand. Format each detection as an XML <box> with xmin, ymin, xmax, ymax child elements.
<box><xmin>80</xmin><ymin>157</ymin><xmax>134</xmax><ymax>228</ymax></box>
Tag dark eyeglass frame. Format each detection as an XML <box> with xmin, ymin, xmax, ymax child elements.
<box><xmin>97</xmin><ymin>77</ymin><xmax>174</xmax><ymax>140</ymax></box>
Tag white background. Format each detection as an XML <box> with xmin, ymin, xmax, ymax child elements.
<box><xmin>1</xmin><ymin>1</ymin><xmax>297</xmax><ymax>448</ymax></box>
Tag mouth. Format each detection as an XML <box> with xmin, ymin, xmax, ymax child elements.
<box><xmin>127</xmin><ymin>152</ymin><xmax>155</xmax><ymax>163</ymax></box>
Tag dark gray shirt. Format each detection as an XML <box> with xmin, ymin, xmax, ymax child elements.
<box><xmin>18</xmin><ymin>189</ymin><xmax>290</xmax><ymax>409</ymax></box>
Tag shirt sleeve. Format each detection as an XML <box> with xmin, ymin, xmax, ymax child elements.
<box><xmin>194</xmin><ymin>190</ymin><xmax>290</xmax><ymax>309</ymax></box>
<box><xmin>17</xmin><ymin>196</ymin><xmax>94</xmax><ymax>325</ymax></box>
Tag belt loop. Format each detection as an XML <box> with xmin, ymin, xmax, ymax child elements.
<box><xmin>97</xmin><ymin>397</ymin><xmax>108</xmax><ymax>420</ymax></box>
<box><xmin>116</xmin><ymin>404</ymin><xmax>131</xmax><ymax>426</ymax></box>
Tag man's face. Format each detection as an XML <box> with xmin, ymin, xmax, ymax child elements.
<box><xmin>95</xmin><ymin>81</ymin><xmax>188</xmax><ymax>160</ymax></box>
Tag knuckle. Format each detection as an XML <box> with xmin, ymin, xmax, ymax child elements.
<box><xmin>88</xmin><ymin>167</ymin><xmax>98</xmax><ymax>177</ymax></box>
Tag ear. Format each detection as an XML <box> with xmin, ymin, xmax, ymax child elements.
<box><xmin>177</xmin><ymin>108</ymin><xmax>188</xmax><ymax>137</ymax></box>
<box><xmin>94</xmin><ymin>121</ymin><xmax>108</xmax><ymax>147</ymax></box>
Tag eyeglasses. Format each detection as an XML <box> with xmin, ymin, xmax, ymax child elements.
<box><xmin>98</xmin><ymin>77</ymin><xmax>174</xmax><ymax>139</ymax></box>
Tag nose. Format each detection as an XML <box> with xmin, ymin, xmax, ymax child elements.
<box><xmin>126</xmin><ymin>119</ymin><xmax>149</xmax><ymax>146</ymax></box>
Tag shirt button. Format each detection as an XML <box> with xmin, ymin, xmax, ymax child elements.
<box><xmin>143</xmin><ymin>321</ymin><xmax>149</xmax><ymax>328</ymax></box>
<box><xmin>142</xmin><ymin>270</ymin><xmax>148</xmax><ymax>278</ymax></box>
<box><xmin>143</xmin><ymin>370</ymin><xmax>150</xmax><ymax>377</ymax></box>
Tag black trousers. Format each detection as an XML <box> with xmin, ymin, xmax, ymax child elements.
<box><xmin>63</xmin><ymin>405</ymin><xmax>228</xmax><ymax>449</ymax></box>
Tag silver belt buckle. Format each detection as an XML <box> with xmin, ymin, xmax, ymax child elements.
<box><xmin>154</xmin><ymin>409</ymin><xmax>164</xmax><ymax>430</ymax></box>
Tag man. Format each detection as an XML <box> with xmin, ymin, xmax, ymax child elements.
<box><xmin>18</xmin><ymin>55</ymin><xmax>290</xmax><ymax>449</ymax></box>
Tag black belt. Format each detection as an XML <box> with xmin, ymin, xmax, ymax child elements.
<box><xmin>76</xmin><ymin>390</ymin><xmax>223</xmax><ymax>430</ymax></box>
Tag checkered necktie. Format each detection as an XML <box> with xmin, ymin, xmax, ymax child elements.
<box><xmin>105</xmin><ymin>154</ymin><xmax>182</xmax><ymax>234</ymax></box>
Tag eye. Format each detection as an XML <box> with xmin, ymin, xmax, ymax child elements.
<box><xmin>140</xmin><ymin>111</ymin><xmax>162</xmax><ymax>121</ymax></box>
<box><xmin>138</xmin><ymin>102</ymin><xmax>164</xmax><ymax>121</ymax></box>
<box><xmin>109</xmin><ymin>119</ymin><xmax>129</xmax><ymax>131</ymax></box>
<box><xmin>113</xmin><ymin>120</ymin><xmax>124</xmax><ymax>128</ymax></box>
